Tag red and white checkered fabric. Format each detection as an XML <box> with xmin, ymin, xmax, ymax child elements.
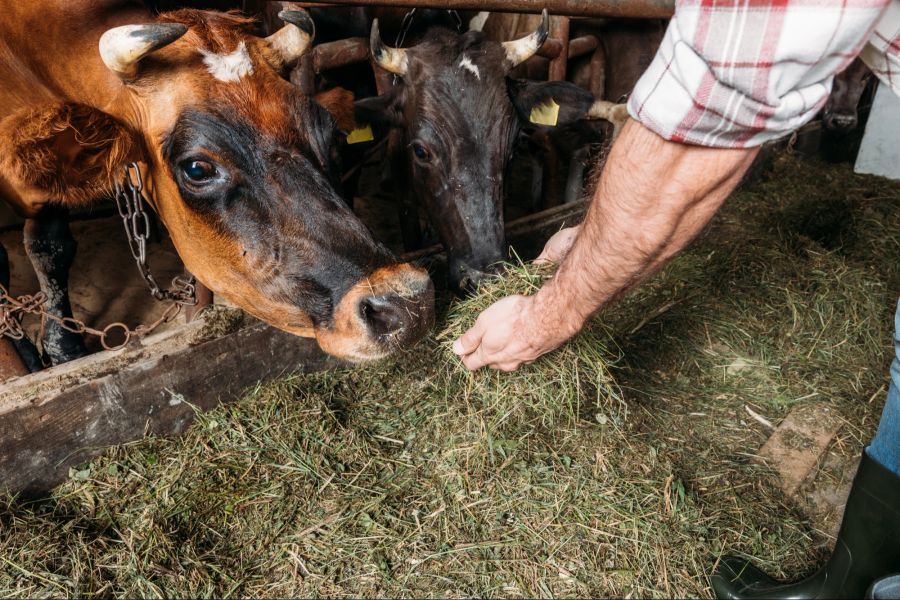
<box><xmin>628</xmin><ymin>0</ymin><xmax>899</xmax><ymax>147</ymax></box>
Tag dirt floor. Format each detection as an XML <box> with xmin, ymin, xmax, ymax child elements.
<box><xmin>0</xmin><ymin>153</ymin><xmax>898</xmax><ymax>598</ymax></box>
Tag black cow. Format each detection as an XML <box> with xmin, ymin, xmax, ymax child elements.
<box><xmin>357</xmin><ymin>11</ymin><xmax>598</xmax><ymax>294</ymax></box>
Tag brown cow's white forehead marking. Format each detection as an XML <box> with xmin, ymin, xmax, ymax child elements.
<box><xmin>200</xmin><ymin>41</ymin><xmax>253</xmax><ymax>82</ymax></box>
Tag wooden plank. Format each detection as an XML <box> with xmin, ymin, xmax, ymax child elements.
<box><xmin>755</xmin><ymin>403</ymin><xmax>845</xmax><ymax>496</ymax></box>
<box><xmin>0</xmin><ymin>201</ymin><xmax>586</xmax><ymax>497</ymax></box>
<box><xmin>0</xmin><ymin>320</ymin><xmax>338</xmax><ymax>496</ymax></box>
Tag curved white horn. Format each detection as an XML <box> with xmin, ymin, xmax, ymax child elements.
<box><xmin>99</xmin><ymin>23</ymin><xmax>188</xmax><ymax>79</ymax></box>
<box><xmin>501</xmin><ymin>9</ymin><xmax>549</xmax><ymax>68</ymax></box>
<box><xmin>265</xmin><ymin>9</ymin><xmax>315</xmax><ymax>67</ymax></box>
<box><xmin>370</xmin><ymin>19</ymin><xmax>408</xmax><ymax>76</ymax></box>
<box><xmin>587</xmin><ymin>100</ymin><xmax>630</xmax><ymax>138</ymax></box>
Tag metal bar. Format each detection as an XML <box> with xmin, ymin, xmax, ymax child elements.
<box><xmin>312</xmin><ymin>37</ymin><xmax>370</xmax><ymax>73</ymax></box>
<box><xmin>535</xmin><ymin>38</ymin><xmax>563</xmax><ymax>59</ymax></box>
<box><xmin>589</xmin><ymin>43</ymin><xmax>607</xmax><ymax>98</ymax></box>
<box><xmin>567</xmin><ymin>34</ymin><xmax>599</xmax><ymax>59</ymax></box>
<box><xmin>547</xmin><ymin>15</ymin><xmax>570</xmax><ymax>81</ymax></box>
<box><xmin>302</xmin><ymin>0</ymin><xmax>674</xmax><ymax>19</ymax></box>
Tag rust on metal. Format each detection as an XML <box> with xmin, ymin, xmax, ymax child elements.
<box><xmin>536</xmin><ymin>38</ymin><xmax>563</xmax><ymax>59</ymax></box>
<box><xmin>567</xmin><ymin>34</ymin><xmax>599</xmax><ymax>59</ymax></box>
<box><xmin>548</xmin><ymin>15</ymin><xmax>570</xmax><ymax>80</ymax></box>
<box><xmin>184</xmin><ymin>276</ymin><xmax>214</xmax><ymax>322</ymax></box>
<box><xmin>312</xmin><ymin>37</ymin><xmax>370</xmax><ymax>73</ymax></box>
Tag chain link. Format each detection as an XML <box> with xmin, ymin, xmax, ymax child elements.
<box><xmin>1</xmin><ymin>163</ymin><xmax>198</xmax><ymax>352</ymax></box>
<box><xmin>114</xmin><ymin>163</ymin><xmax>197</xmax><ymax>305</ymax></box>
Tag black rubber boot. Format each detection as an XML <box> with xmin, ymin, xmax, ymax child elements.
<box><xmin>711</xmin><ymin>452</ymin><xmax>900</xmax><ymax>599</ymax></box>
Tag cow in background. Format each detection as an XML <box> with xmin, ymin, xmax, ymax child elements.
<box><xmin>0</xmin><ymin>1</ymin><xmax>433</xmax><ymax>366</ymax></box>
<box><xmin>358</xmin><ymin>11</ymin><xmax>609</xmax><ymax>294</ymax></box>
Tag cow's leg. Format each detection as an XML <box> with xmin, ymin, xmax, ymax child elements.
<box><xmin>23</xmin><ymin>205</ymin><xmax>87</xmax><ymax>365</ymax></box>
<box><xmin>0</xmin><ymin>240</ymin><xmax>42</xmax><ymax>375</ymax></box>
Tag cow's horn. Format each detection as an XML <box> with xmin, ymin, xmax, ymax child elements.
<box><xmin>587</xmin><ymin>100</ymin><xmax>630</xmax><ymax>138</ymax></box>
<box><xmin>265</xmin><ymin>9</ymin><xmax>315</xmax><ymax>67</ymax></box>
<box><xmin>370</xmin><ymin>19</ymin><xmax>408</xmax><ymax>76</ymax></box>
<box><xmin>99</xmin><ymin>23</ymin><xmax>188</xmax><ymax>79</ymax></box>
<box><xmin>501</xmin><ymin>9</ymin><xmax>549</xmax><ymax>67</ymax></box>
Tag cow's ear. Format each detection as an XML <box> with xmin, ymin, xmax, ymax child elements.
<box><xmin>1</xmin><ymin>103</ymin><xmax>135</xmax><ymax>208</ymax></box>
<box><xmin>353</xmin><ymin>88</ymin><xmax>406</xmax><ymax>130</ymax></box>
<box><xmin>314</xmin><ymin>87</ymin><xmax>357</xmax><ymax>133</ymax></box>
<box><xmin>507</xmin><ymin>79</ymin><xmax>595</xmax><ymax>128</ymax></box>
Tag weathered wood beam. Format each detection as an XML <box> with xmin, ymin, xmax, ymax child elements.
<box><xmin>0</xmin><ymin>320</ymin><xmax>339</xmax><ymax>496</ymax></box>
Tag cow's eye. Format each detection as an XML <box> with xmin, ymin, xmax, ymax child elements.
<box><xmin>411</xmin><ymin>142</ymin><xmax>431</xmax><ymax>162</ymax></box>
<box><xmin>181</xmin><ymin>160</ymin><xmax>217</xmax><ymax>182</ymax></box>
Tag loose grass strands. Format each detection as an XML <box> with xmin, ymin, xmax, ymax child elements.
<box><xmin>1</xmin><ymin>155</ymin><xmax>899</xmax><ymax>598</ymax></box>
<box><xmin>437</xmin><ymin>259</ymin><xmax>626</xmax><ymax>431</ymax></box>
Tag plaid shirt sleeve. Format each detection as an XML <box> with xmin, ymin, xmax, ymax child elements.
<box><xmin>628</xmin><ymin>0</ymin><xmax>894</xmax><ymax>148</ymax></box>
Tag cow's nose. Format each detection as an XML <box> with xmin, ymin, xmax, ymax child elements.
<box><xmin>359</xmin><ymin>286</ymin><xmax>434</xmax><ymax>343</ymax></box>
<box><xmin>823</xmin><ymin>111</ymin><xmax>858</xmax><ymax>132</ymax></box>
<box><xmin>453</xmin><ymin>261</ymin><xmax>503</xmax><ymax>296</ymax></box>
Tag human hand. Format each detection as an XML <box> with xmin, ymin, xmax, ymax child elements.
<box><xmin>451</xmin><ymin>294</ymin><xmax>576</xmax><ymax>371</ymax></box>
<box><xmin>535</xmin><ymin>225</ymin><xmax>581</xmax><ymax>264</ymax></box>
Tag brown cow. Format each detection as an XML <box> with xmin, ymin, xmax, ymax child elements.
<box><xmin>0</xmin><ymin>1</ymin><xmax>434</xmax><ymax>365</ymax></box>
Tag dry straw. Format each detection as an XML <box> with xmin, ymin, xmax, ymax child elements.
<box><xmin>1</xmin><ymin>154</ymin><xmax>898</xmax><ymax>598</ymax></box>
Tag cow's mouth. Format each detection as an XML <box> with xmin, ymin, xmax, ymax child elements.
<box><xmin>314</xmin><ymin>264</ymin><xmax>435</xmax><ymax>363</ymax></box>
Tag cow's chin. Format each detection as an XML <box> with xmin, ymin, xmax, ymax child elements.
<box><xmin>215</xmin><ymin>264</ymin><xmax>436</xmax><ymax>364</ymax></box>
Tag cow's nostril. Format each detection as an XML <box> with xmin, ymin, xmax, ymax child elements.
<box><xmin>454</xmin><ymin>267</ymin><xmax>492</xmax><ymax>296</ymax></box>
<box><xmin>360</xmin><ymin>295</ymin><xmax>408</xmax><ymax>339</ymax></box>
<box><xmin>823</xmin><ymin>112</ymin><xmax>858</xmax><ymax>131</ymax></box>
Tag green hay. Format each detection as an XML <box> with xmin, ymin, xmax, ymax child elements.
<box><xmin>1</xmin><ymin>154</ymin><xmax>899</xmax><ymax>598</ymax></box>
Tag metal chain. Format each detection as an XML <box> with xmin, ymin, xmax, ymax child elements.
<box><xmin>0</xmin><ymin>282</ymin><xmax>181</xmax><ymax>351</ymax></box>
<box><xmin>0</xmin><ymin>163</ymin><xmax>197</xmax><ymax>352</ymax></box>
<box><xmin>113</xmin><ymin>163</ymin><xmax>197</xmax><ymax>306</ymax></box>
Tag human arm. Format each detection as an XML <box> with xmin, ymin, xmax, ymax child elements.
<box><xmin>453</xmin><ymin>0</ymin><xmax>890</xmax><ymax>371</ymax></box>
<box><xmin>452</xmin><ymin>118</ymin><xmax>758</xmax><ymax>371</ymax></box>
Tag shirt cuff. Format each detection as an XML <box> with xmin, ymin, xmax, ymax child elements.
<box><xmin>627</xmin><ymin>19</ymin><xmax>830</xmax><ymax>148</ymax></box>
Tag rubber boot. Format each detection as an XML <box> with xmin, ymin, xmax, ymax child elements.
<box><xmin>867</xmin><ymin>574</ymin><xmax>900</xmax><ymax>599</ymax></box>
<box><xmin>711</xmin><ymin>452</ymin><xmax>900</xmax><ymax>599</ymax></box>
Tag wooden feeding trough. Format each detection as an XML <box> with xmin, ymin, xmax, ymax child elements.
<box><xmin>0</xmin><ymin>201</ymin><xmax>588</xmax><ymax>496</ymax></box>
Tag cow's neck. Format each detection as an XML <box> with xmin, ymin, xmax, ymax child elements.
<box><xmin>0</xmin><ymin>0</ymin><xmax>150</xmax><ymax>121</ymax></box>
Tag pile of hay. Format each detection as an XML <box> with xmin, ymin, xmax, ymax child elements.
<box><xmin>1</xmin><ymin>154</ymin><xmax>898</xmax><ymax>598</ymax></box>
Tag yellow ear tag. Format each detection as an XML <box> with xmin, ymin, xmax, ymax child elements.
<box><xmin>529</xmin><ymin>99</ymin><xmax>560</xmax><ymax>126</ymax></box>
<box><xmin>347</xmin><ymin>124</ymin><xmax>375</xmax><ymax>144</ymax></box>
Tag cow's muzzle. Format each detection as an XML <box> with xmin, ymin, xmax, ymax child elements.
<box><xmin>450</xmin><ymin>259</ymin><xmax>504</xmax><ymax>297</ymax></box>
<box><xmin>315</xmin><ymin>264</ymin><xmax>434</xmax><ymax>362</ymax></box>
<box><xmin>822</xmin><ymin>110</ymin><xmax>858</xmax><ymax>132</ymax></box>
